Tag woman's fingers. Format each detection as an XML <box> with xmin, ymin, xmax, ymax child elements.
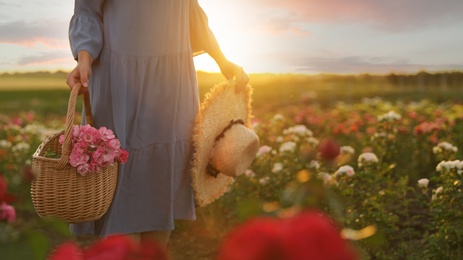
<box><xmin>66</xmin><ymin>63</ymin><xmax>92</xmax><ymax>94</ymax></box>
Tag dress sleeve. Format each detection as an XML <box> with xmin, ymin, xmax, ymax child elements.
<box><xmin>69</xmin><ymin>0</ymin><xmax>105</xmax><ymax>60</ymax></box>
<box><xmin>189</xmin><ymin>0</ymin><xmax>220</xmax><ymax>56</ymax></box>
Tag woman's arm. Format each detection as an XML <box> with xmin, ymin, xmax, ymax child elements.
<box><xmin>208</xmin><ymin>48</ymin><xmax>249</xmax><ymax>91</ymax></box>
<box><xmin>66</xmin><ymin>0</ymin><xmax>105</xmax><ymax>93</ymax></box>
<box><xmin>189</xmin><ymin>0</ymin><xmax>249</xmax><ymax>90</ymax></box>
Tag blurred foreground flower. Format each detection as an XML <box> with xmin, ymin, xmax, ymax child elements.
<box><xmin>49</xmin><ymin>235</ymin><xmax>168</xmax><ymax>260</ymax></box>
<box><xmin>217</xmin><ymin>211</ymin><xmax>358</xmax><ymax>260</ymax></box>
<box><xmin>0</xmin><ymin>201</ymin><xmax>16</xmax><ymax>222</ymax></box>
<box><xmin>318</xmin><ymin>138</ymin><xmax>340</xmax><ymax>162</ymax></box>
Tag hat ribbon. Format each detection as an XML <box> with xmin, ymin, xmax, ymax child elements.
<box><xmin>207</xmin><ymin>119</ymin><xmax>245</xmax><ymax>178</ymax></box>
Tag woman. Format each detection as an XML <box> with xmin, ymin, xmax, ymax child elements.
<box><xmin>66</xmin><ymin>0</ymin><xmax>249</xmax><ymax>246</ymax></box>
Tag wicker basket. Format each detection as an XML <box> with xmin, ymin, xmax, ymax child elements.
<box><xmin>31</xmin><ymin>83</ymin><xmax>118</xmax><ymax>223</ymax></box>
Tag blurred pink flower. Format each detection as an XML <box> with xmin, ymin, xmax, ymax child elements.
<box><xmin>217</xmin><ymin>211</ymin><xmax>358</xmax><ymax>260</ymax></box>
<box><xmin>0</xmin><ymin>202</ymin><xmax>16</xmax><ymax>223</ymax></box>
<box><xmin>49</xmin><ymin>235</ymin><xmax>168</xmax><ymax>260</ymax></box>
<box><xmin>256</xmin><ymin>145</ymin><xmax>272</xmax><ymax>157</ymax></box>
<box><xmin>48</xmin><ymin>242</ymin><xmax>82</xmax><ymax>260</ymax></box>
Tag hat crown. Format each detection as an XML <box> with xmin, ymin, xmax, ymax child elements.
<box><xmin>211</xmin><ymin>124</ymin><xmax>259</xmax><ymax>177</ymax></box>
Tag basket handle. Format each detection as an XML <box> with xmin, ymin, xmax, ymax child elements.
<box><xmin>55</xmin><ymin>83</ymin><xmax>94</xmax><ymax>170</ymax></box>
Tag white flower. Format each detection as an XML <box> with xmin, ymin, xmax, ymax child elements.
<box><xmin>244</xmin><ymin>169</ymin><xmax>255</xmax><ymax>178</ymax></box>
<box><xmin>340</xmin><ymin>146</ymin><xmax>355</xmax><ymax>155</ymax></box>
<box><xmin>306</xmin><ymin>137</ymin><xmax>319</xmax><ymax>146</ymax></box>
<box><xmin>273</xmin><ymin>114</ymin><xmax>284</xmax><ymax>121</ymax></box>
<box><xmin>259</xmin><ymin>176</ymin><xmax>270</xmax><ymax>185</ymax></box>
<box><xmin>358</xmin><ymin>152</ymin><xmax>379</xmax><ymax>168</ymax></box>
<box><xmin>317</xmin><ymin>172</ymin><xmax>336</xmax><ymax>185</ymax></box>
<box><xmin>435</xmin><ymin>186</ymin><xmax>443</xmax><ymax>195</ymax></box>
<box><xmin>378</xmin><ymin>111</ymin><xmax>401</xmax><ymax>122</ymax></box>
<box><xmin>371</xmin><ymin>132</ymin><xmax>387</xmax><ymax>141</ymax></box>
<box><xmin>432</xmin><ymin>186</ymin><xmax>444</xmax><ymax>201</ymax></box>
<box><xmin>433</xmin><ymin>142</ymin><xmax>458</xmax><ymax>154</ymax></box>
<box><xmin>11</xmin><ymin>142</ymin><xmax>30</xmax><ymax>154</ymax></box>
<box><xmin>417</xmin><ymin>178</ymin><xmax>429</xmax><ymax>188</ymax></box>
<box><xmin>308</xmin><ymin>160</ymin><xmax>320</xmax><ymax>170</ymax></box>
<box><xmin>276</xmin><ymin>136</ymin><xmax>284</xmax><ymax>143</ymax></box>
<box><xmin>335</xmin><ymin>165</ymin><xmax>355</xmax><ymax>177</ymax></box>
<box><xmin>0</xmin><ymin>140</ymin><xmax>12</xmax><ymax>148</ymax></box>
<box><xmin>283</xmin><ymin>125</ymin><xmax>313</xmax><ymax>137</ymax></box>
<box><xmin>436</xmin><ymin>160</ymin><xmax>463</xmax><ymax>173</ymax></box>
<box><xmin>272</xmin><ymin>162</ymin><xmax>284</xmax><ymax>173</ymax></box>
<box><xmin>256</xmin><ymin>145</ymin><xmax>272</xmax><ymax>157</ymax></box>
<box><xmin>279</xmin><ymin>141</ymin><xmax>297</xmax><ymax>153</ymax></box>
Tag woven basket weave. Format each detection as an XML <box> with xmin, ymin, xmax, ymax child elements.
<box><xmin>31</xmin><ymin>83</ymin><xmax>118</xmax><ymax>223</ymax></box>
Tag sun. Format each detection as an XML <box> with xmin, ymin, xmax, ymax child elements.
<box><xmin>193</xmin><ymin>0</ymin><xmax>257</xmax><ymax>73</ymax></box>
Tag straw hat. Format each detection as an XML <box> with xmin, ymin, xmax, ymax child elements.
<box><xmin>191</xmin><ymin>81</ymin><xmax>259</xmax><ymax>207</ymax></box>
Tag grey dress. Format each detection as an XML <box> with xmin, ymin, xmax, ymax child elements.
<box><xmin>69</xmin><ymin>0</ymin><xmax>219</xmax><ymax>236</ymax></box>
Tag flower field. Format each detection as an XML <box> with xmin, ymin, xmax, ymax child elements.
<box><xmin>2</xmin><ymin>72</ymin><xmax>463</xmax><ymax>259</ymax></box>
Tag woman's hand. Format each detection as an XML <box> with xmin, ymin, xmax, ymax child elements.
<box><xmin>208</xmin><ymin>48</ymin><xmax>249</xmax><ymax>92</ymax></box>
<box><xmin>217</xmin><ymin>59</ymin><xmax>249</xmax><ymax>92</ymax></box>
<box><xmin>66</xmin><ymin>51</ymin><xmax>94</xmax><ymax>94</ymax></box>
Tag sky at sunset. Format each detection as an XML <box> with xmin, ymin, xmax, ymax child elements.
<box><xmin>1</xmin><ymin>0</ymin><xmax>463</xmax><ymax>74</ymax></box>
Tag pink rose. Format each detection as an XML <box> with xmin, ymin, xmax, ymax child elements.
<box><xmin>69</xmin><ymin>151</ymin><xmax>90</xmax><ymax>167</ymax></box>
<box><xmin>89</xmin><ymin>162</ymin><xmax>102</xmax><ymax>173</ymax></box>
<box><xmin>107</xmin><ymin>139</ymin><xmax>121</xmax><ymax>150</ymax></box>
<box><xmin>73</xmin><ymin>141</ymin><xmax>88</xmax><ymax>153</ymax></box>
<box><xmin>103</xmin><ymin>147</ymin><xmax>116</xmax><ymax>163</ymax></box>
<box><xmin>98</xmin><ymin>127</ymin><xmax>115</xmax><ymax>141</ymax></box>
<box><xmin>118</xmin><ymin>149</ymin><xmax>129</xmax><ymax>164</ymax></box>
<box><xmin>80</xmin><ymin>125</ymin><xmax>99</xmax><ymax>144</ymax></box>
<box><xmin>0</xmin><ymin>202</ymin><xmax>16</xmax><ymax>223</ymax></box>
<box><xmin>72</xmin><ymin>125</ymin><xmax>80</xmax><ymax>138</ymax></box>
<box><xmin>77</xmin><ymin>163</ymin><xmax>91</xmax><ymax>176</ymax></box>
<box><xmin>59</xmin><ymin>134</ymin><xmax>65</xmax><ymax>144</ymax></box>
<box><xmin>92</xmin><ymin>148</ymin><xmax>106</xmax><ymax>165</ymax></box>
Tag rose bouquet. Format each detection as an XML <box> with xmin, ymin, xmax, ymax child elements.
<box><xmin>58</xmin><ymin>124</ymin><xmax>128</xmax><ymax>175</ymax></box>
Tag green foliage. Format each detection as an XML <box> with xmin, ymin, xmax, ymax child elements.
<box><xmin>3</xmin><ymin>73</ymin><xmax>463</xmax><ymax>259</ymax></box>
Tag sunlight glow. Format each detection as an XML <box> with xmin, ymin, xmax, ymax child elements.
<box><xmin>194</xmin><ymin>0</ymin><xmax>260</xmax><ymax>72</ymax></box>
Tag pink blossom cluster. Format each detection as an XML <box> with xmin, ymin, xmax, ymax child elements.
<box><xmin>0</xmin><ymin>175</ymin><xmax>16</xmax><ymax>223</ymax></box>
<box><xmin>59</xmin><ymin>125</ymin><xmax>129</xmax><ymax>176</ymax></box>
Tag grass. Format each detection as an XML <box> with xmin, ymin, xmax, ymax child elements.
<box><xmin>2</xmin><ymin>71</ymin><xmax>463</xmax><ymax>118</ymax></box>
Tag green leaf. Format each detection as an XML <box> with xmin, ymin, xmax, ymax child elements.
<box><xmin>25</xmin><ymin>230</ymin><xmax>50</xmax><ymax>260</ymax></box>
<box><xmin>40</xmin><ymin>217</ymin><xmax>72</xmax><ymax>237</ymax></box>
<box><xmin>236</xmin><ymin>198</ymin><xmax>264</xmax><ymax>220</ymax></box>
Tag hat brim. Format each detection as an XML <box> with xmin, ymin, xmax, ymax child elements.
<box><xmin>191</xmin><ymin>81</ymin><xmax>253</xmax><ymax>207</ymax></box>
